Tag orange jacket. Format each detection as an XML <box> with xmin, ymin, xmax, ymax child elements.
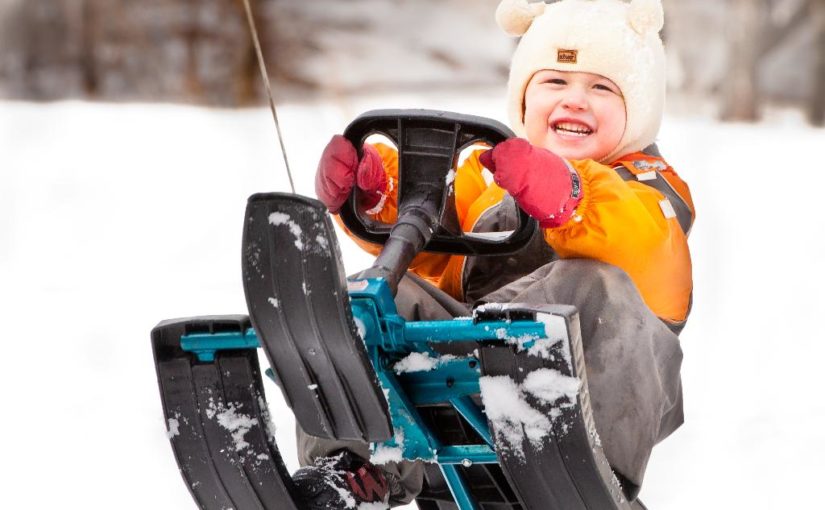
<box><xmin>340</xmin><ymin>143</ymin><xmax>695</xmax><ymax>324</ymax></box>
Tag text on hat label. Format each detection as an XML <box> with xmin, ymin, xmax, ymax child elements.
<box><xmin>557</xmin><ymin>49</ymin><xmax>578</xmax><ymax>64</ymax></box>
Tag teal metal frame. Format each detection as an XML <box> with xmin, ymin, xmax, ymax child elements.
<box><xmin>180</xmin><ymin>277</ymin><xmax>549</xmax><ymax>510</ymax></box>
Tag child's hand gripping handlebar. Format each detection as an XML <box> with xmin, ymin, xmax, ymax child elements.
<box><xmin>479</xmin><ymin>138</ymin><xmax>582</xmax><ymax>229</ymax></box>
<box><xmin>336</xmin><ymin>109</ymin><xmax>538</xmax><ymax>294</ymax></box>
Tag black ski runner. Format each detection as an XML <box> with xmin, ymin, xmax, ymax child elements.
<box><xmin>152</xmin><ymin>316</ymin><xmax>302</xmax><ymax>510</ymax></box>
<box><xmin>242</xmin><ymin>193</ymin><xmax>392</xmax><ymax>442</ymax></box>
<box><xmin>478</xmin><ymin>304</ymin><xmax>631</xmax><ymax>510</ymax></box>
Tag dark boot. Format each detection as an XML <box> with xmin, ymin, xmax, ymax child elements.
<box><xmin>292</xmin><ymin>450</ymin><xmax>390</xmax><ymax>509</ymax></box>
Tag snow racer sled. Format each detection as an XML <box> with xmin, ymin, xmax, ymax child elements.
<box><xmin>152</xmin><ymin>110</ymin><xmax>632</xmax><ymax>509</ymax></box>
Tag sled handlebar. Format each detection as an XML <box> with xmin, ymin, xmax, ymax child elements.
<box><xmin>338</xmin><ymin>109</ymin><xmax>537</xmax><ymax>293</ymax></box>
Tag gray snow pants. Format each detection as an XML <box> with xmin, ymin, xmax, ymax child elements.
<box><xmin>296</xmin><ymin>259</ymin><xmax>685</xmax><ymax>505</ymax></box>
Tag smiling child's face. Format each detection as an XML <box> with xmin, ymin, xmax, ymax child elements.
<box><xmin>523</xmin><ymin>69</ymin><xmax>626</xmax><ymax>162</ymax></box>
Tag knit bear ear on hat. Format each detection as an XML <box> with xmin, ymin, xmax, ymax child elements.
<box><xmin>495</xmin><ymin>0</ymin><xmax>546</xmax><ymax>36</ymax></box>
<box><xmin>627</xmin><ymin>0</ymin><xmax>664</xmax><ymax>35</ymax></box>
<box><xmin>496</xmin><ymin>0</ymin><xmax>664</xmax><ymax>36</ymax></box>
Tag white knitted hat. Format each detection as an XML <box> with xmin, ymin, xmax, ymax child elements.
<box><xmin>497</xmin><ymin>0</ymin><xmax>666</xmax><ymax>162</ymax></box>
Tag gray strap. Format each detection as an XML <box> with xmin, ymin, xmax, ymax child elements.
<box><xmin>642</xmin><ymin>143</ymin><xmax>663</xmax><ymax>158</ymax></box>
<box><xmin>613</xmin><ymin>164</ymin><xmax>693</xmax><ymax>236</ymax></box>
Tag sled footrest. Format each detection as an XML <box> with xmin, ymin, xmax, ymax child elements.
<box><xmin>242</xmin><ymin>193</ymin><xmax>393</xmax><ymax>442</ymax></box>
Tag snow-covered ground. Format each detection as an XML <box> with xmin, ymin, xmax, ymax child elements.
<box><xmin>1</xmin><ymin>93</ymin><xmax>823</xmax><ymax>509</ymax></box>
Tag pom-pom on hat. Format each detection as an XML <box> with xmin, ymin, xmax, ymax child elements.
<box><xmin>497</xmin><ymin>0</ymin><xmax>666</xmax><ymax>163</ymax></box>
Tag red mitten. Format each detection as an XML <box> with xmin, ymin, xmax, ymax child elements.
<box><xmin>479</xmin><ymin>138</ymin><xmax>582</xmax><ymax>228</ymax></box>
<box><xmin>315</xmin><ymin>135</ymin><xmax>388</xmax><ymax>214</ymax></box>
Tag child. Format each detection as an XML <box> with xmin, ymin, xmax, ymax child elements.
<box><xmin>296</xmin><ymin>0</ymin><xmax>693</xmax><ymax>507</ymax></box>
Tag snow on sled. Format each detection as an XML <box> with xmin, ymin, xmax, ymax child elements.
<box><xmin>152</xmin><ymin>110</ymin><xmax>632</xmax><ymax>509</ymax></box>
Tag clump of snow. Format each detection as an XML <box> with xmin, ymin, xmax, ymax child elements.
<box><xmin>315</xmin><ymin>234</ymin><xmax>329</xmax><ymax>250</ymax></box>
<box><xmin>358</xmin><ymin>503</ymin><xmax>389</xmax><ymax>510</ymax></box>
<box><xmin>392</xmin><ymin>352</ymin><xmax>458</xmax><ymax>374</ymax></box>
<box><xmin>206</xmin><ymin>398</ymin><xmax>259</xmax><ymax>452</ymax></box>
<box><xmin>311</xmin><ymin>454</ymin><xmax>358</xmax><ymax>508</ymax></box>
<box><xmin>257</xmin><ymin>395</ymin><xmax>277</xmax><ymax>444</ymax></box>
<box><xmin>372</xmin><ymin>428</ymin><xmax>405</xmax><ymax>465</ymax></box>
<box><xmin>479</xmin><ymin>375</ymin><xmax>552</xmax><ymax>458</ymax></box>
<box><xmin>445</xmin><ymin>169</ymin><xmax>456</xmax><ymax>186</ymax></box>
<box><xmin>268</xmin><ymin>211</ymin><xmax>304</xmax><ymax>250</ymax></box>
<box><xmin>371</xmin><ymin>444</ymin><xmax>404</xmax><ymax>465</ymax></box>
<box><xmin>479</xmin><ymin>369</ymin><xmax>581</xmax><ymax>458</ymax></box>
<box><xmin>334</xmin><ymin>486</ymin><xmax>357</xmax><ymax>509</ymax></box>
<box><xmin>268</xmin><ymin>297</ymin><xmax>280</xmax><ymax>308</ymax></box>
<box><xmin>505</xmin><ymin>332</ymin><xmax>542</xmax><ymax>351</ymax></box>
<box><xmin>216</xmin><ymin>407</ymin><xmax>258</xmax><ymax>452</ymax></box>
<box><xmin>537</xmin><ymin>313</ymin><xmax>572</xmax><ymax>368</ymax></box>
<box><xmin>522</xmin><ymin>369</ymin><xmax>581</xmax><ymax>404</ymax></box>
<box><xmin>525</xmin><ymin>338</ymin><xmax>562</xmax><ymax>359</ymax></box>
<box><xmin>393</xmin><ymin>352</ymin><xmax>437</xmax><ymax>373</ymax></box>
<box><xmin>473</xmin><ymin>303</ymin><xmax>494</xmax><ymax>314</ymax></box>
<box><xmin>166</xmin><ymin>417</ymin><xmax>180</xmax><ymax>439</ymax></box>
<box><xmin>353</xmin><ymin>317</ymin><xmax>367</xmax><ymax>340</ymax></box>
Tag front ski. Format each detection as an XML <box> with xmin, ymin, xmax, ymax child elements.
<box><xmin>242</xmin><ymin>193</ymin><xmax>392</xmax><ymax>442</ymax></box>
<box><xmin>152</xmin><ymin>315</ymin><xmax>303</xmax><ymax>510</ymax></box>
<box><xmin>478</xmin><ymin>304</ymin><xmax>631</xmax><ymax>510</ymax></box>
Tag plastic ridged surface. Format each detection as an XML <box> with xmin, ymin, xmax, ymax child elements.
<box><xmin>152</xmin><ymin>316</ymin><xmax>302</xmax><ymax>510</ymax></box>
<box><xmin>242</xmin><ymin>193</ymin><xmax>392</xmax><ymax>442</ymax></box>
<box><xmin>478</xmin><ymin>305</ymin><xmax>630</xmax><ymax>510</ymax></box>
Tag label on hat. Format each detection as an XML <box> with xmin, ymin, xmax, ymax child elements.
<box><xmin>557</xmin><ymin>49</ymin><xmax>577</xmax><ymax>64</ymax></box>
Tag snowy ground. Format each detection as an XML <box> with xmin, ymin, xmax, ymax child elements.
<box><xmin>1</xmin><ymin>93</ymin><xmax>823</xmax><ymax>509</ymax></box>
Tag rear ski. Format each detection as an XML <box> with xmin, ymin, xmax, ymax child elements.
<box><xmin>152</xmin><ymin>315</ymin><xmax>302</xmax><ymax>510</ymax></box>
<box><xmin>477</xmin><ymin>304</ymin><xmax>631</xmax><ymax>510</ymax></box>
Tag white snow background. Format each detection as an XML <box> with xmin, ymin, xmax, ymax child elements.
<box><xmin>1</xmin><ymin>91</ymin><xmax>823</xmax><ymax>509</ymax></box>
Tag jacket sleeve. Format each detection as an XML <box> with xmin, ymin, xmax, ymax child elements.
<box><xmin>334</xmin><ymin>144</ymin><xmax>491</xmax><ymax>284</ymax></box>
<box><xmin>544</xmin><ymin>159</ymin><xmax>694</xmax><ymax>323</ymax></box>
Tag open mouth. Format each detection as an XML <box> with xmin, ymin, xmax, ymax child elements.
<box><xmin>552</xmin><ymin>120</ymin><xmax>593</xmax><ymax>137</ymax></box>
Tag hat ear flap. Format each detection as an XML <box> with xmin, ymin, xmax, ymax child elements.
<box><xmin>496</xmin><ymin>0</ymin><xmax>546</xmax><ymax>37</ymax></box>
<box><xmin>627</xmin><ymin>0</ymin><xmax>664</xmax><ymax>36</ymax></box>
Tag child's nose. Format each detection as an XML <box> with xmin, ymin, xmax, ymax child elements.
<box><xmin>561</xmin><ymin>90</ymin><xmax>588</xmax><ymax>111</ymax></box>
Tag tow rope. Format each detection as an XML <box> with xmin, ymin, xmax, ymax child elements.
<box><xmin>241</xmin><ymin>0</ymin><xmax>296</xmax><ymax>194</ymax></box>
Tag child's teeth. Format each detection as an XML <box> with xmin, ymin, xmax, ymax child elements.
<box><xmin>554</xmin><ymin>122</ymin><xmax>591</xmax><ymax>137</ymax></box>
<box><xmin>555</xmin><ymin>122</ymin><xmax>591</xmax><ymax>134</ymax></box>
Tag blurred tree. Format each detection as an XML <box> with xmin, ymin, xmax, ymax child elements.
<box><xmin>0</xmin><ymin>0</ymin><xmax>268</xmax><ymax>104</ymax></box>
<box><xmin>720</xmin><ymin>0</ymin><xmax>764</xmax><ymax>121</ymax></box>
<box><xmin>810</xmin><ymin>0</ymin><xmax>825</xmax><ymax>125</ymax></box>
<box><xmin>0</xmin><ymin>0</ymin><xmax>508</xmax><ymax>104</ymax></box>
<box><xmin>720</xmin><ymin>0</ymin><xmax>815</xmax><ymax>122</ymax></box>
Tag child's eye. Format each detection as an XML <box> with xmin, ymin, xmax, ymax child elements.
<box><xmin>593</xmin><ymin>83</ymin><xmax>618</xmax><ymax>94</ymax></box>
<box><xmin>543</xmin><ymin>78</ymin><xmax>567</xmax><ymax>86</ymax></box>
